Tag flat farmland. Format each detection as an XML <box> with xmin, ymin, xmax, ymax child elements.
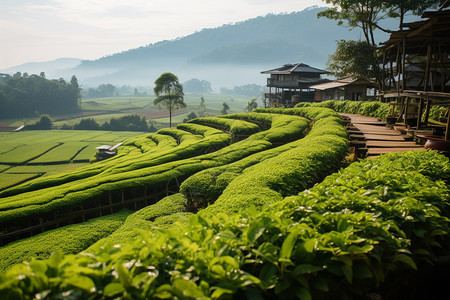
<box><xmin>52</xmin><ymin>94</ymin><xmax>250</xmax><ymax>129</ymax></box>
<box><xmin>0</xmin><ymin>130</ymin><xmax>144</xmax><ymax>190</ymax></box>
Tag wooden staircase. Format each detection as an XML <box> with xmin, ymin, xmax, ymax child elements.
<box><xmin>341</xmin><ymin>113</ymin><xmax>424</xmax><ymax>159</ymax></box>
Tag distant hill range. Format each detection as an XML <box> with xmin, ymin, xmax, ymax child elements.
<box><xmin>5</xmin><ymin>6</ymin><xmax>400</xmax><ymax>90</ymax></box>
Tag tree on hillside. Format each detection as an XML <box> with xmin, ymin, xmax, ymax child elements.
<box><xmin>198</xmin><ymin>96</ymin><xmax>207</xmax><ymax>117</ymax></box>
<box><xmin>221</xmin><ymin>102</ymin><xmax>230</xmax><ymax>115</ymax></box>
<box><xmin>183</xmin><ymin>79</ymin><xmax>212</xmax><ymax>93</ymax></box>
<box><xmin>384</xmin><ymin>0</ymin><xmax>442</xmax><ymax>28</ymax></box>
<box><xmin>318</xmin><ymin>0</ymin><xmax>393</xmax><ymax>86</ymax></box>
<box><xmin>247</xmin><ymin>98</ymin><xmax>258</xmax><ymax>112</ymax></box>
<box><xmin>87</xmin><ymin>84</ymin><xmax>117</xmax><ymax>98</ymax></box>
<box><xmin>27</xmin><ymin>115</ymin><xmax>52</xmax><ymax>130</ymax></box>
<box><xmin>183</xmin><ymin>111</ymin><xmax>198</xmax><ymax>123</ymax></box>
<box><xmin>0</xmin><ymin>73</ymin><xmax>81</xmax><ymax>117</ymax></box>
<box><xmin>154</xmin><ymin>72</ymin><xmax>186</xmax><ymax>127</ymax></box>
<box><xmin>326</xmin><ymin>39</ymin><xmax>375</xmax><ymax>80</ymax></box>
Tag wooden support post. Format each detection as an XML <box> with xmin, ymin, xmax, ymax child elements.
<box><xmin>144</xmin><ymin>188</ymin><xmax>148</xmax><ymax>206</ymax></box>
<box><xmin>424</xmin><ymin>43</ymin><xmax>432</xmax><ymax>92</ymax></box>
<box><xmin>389</xmin><ymin>52</ymin><xmax>394</xmax><ymax>89</ymax></box>
<box><xmin>404</xmin><ymin>97</ymin><xmax>410</xmax><ymax>126</ymax></box>
<box><xmin>108</xmin><ymin>192</ymin><xmax>113</xmax><ymax>214</ymax></box>
<box><xmin>446</xmin><ymin>108</ymin><xmax>450</xmax><ymax>141</ymax></box>
<box><xmin>441</xmin><ymin>51</ymin><xmax>448</xmax><ymax>93</ymax></box>
<box><xmin>395</xmin><ymin>42</ymin><xmax>401</xmax><ymax>91</ymax></box>
<box><xmin>402</xmin><ymin>38</ymin><xmax>406</xmax><ymax>91</ymax></box>
<box><xmin>81</xmin><ymin>205</ymin><xmax>85</xmax><ymax>222</ymax></box>
<box><xmin>424</xmin><ymin>100</ymin><xmax>431</xmax><ymax>124</ymax></box>
<box><xmin>416</xmin><ymin>98</ymin><xmax>423</xmax><ymax>129</ymax></box>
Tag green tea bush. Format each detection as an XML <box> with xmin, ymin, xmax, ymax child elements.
<box><xmin>181</xmin><ymin>109</ymin><xmax>346</xmax><ymax>210</ymax></box>
<box><xmin>429</xmin><ymin>105</ymin><xmax>448</xmax><ymax>122</ymax></box>
<box><xmin>0</xmin><ymin>113</ymin><xmax>310</xmax><ymax>230</ymax></box>
<box><xmin>90</xmin><ymin>194</ymin><xmax>187</xmax><ymax>247</ymax></box>
<box><xmin>0</xmin><ymin>210</ymin><xmax>131</xmax><ymax>271</ymax></box>
<box><xmin>0</xmin><ymin>127</ymin><xmax>230</xmax><ymax>198</ymax></box>
<box><xmin>200</xmin><ymin>118</ymin><xmax>348</xmax><ymax>216</ymax></box>
<box><xmin>1</xmin><ymin>151</ymin><xmax>448</xmax><ymax>299</ymax></box>
<box><xmin>188</xmin><ymin>116</ymin><xmax>260</xmax><ymax>135</ymax></box>
<box><xmin>304</xmin><ymin>100</ymin><xmax>390</xmax><ymax>120</ymax></box>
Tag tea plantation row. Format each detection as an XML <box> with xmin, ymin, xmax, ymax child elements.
<box><xmin>0</xmin><ymin>150</ymin><xmax>448</xmax><ymax>299</ymax></box>
<box><xmin>0</xmin><ymin>106</ymin><xmax>448</xmax><ymax>299</ymax></box>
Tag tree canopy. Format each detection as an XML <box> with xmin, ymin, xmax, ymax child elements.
<box><xmin>182</xmin><ymin>79</ymin><xmax>212</xmax><ymax>93</ymax></box>
<box><xmin>247</xmin><ymin>98</ymin><xmax>258</xmax><ymax>112</ymax></box>
<box><xmin>153</xmin><ymin>72</ymin><xmax>186</xmax><ymax>127</ymax></box>
<box><xmin>318</xmin><ymin>0</ymin><xmax>442</xmax><ymax>84</ymax></box>
<box><xmin>326</xmin><ymin>39</ymin><xmax>375</xmax><ymax>80</ymax></box>
<box><xmin>221</xmin><ymin>102</ymin><xmax>230</xmax><ymax>115</ymax></box>
<box><xmin>0</xmin><ymin>73</ymin><xmax>81</xmax><ymax>118</ymax></box>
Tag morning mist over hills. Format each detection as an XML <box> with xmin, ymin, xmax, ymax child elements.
<box><xmin>5</xmin><ymin>6</ymin><xmax>396</xmax><ymax>91</ymax></box>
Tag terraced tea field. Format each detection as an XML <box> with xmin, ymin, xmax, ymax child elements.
<box><xmin>0</xmin><ymin>104</ymin><xmax>449</xmax><ymax>299</ymax></box>
<box><xmin>0</xmin><ymin>130</ymin><xmax>144</xmax><ymax>190</ymax></box>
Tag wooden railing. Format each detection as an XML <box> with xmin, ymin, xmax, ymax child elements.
<box><xmin>0</xmin><ymin>185</ymin><xmax>177</xmax><ymax>246</ymax></box>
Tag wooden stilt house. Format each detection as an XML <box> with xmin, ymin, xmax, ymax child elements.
<box><xmin>379</xmin><ymin>3</ymin><xmax>450</xmax><ymax>150</ymax></box>
<box><xmin>261</xmin><ymin>63</ymin><xmax>330</xmax><ymax>107</ymax></box>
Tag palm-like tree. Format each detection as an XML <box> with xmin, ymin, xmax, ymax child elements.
<box><xmin>153</xmin><ymin>72</ymin><xmax>186</xmax><ymax>127</ymax></box>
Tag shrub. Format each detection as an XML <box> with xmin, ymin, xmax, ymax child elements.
<box><xmin>304</xmin><ymin>100</ymin><xmax>390</xmax><ymax>120</ymax></box>
<box><xmin>0</xmin><ymin>113</ymin><xmax>309</xmax><ymax>229</ymax></box>
<box><xmin>1</xmin><ymin>151</ymin><xmax>448</xmax><ymax>299</ymax></box>
<box><xmin>0</xmin><ymin>210</ymin><xmax>131</xmax><ymax>271</ymax></box>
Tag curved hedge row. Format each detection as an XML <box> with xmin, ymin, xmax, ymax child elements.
<box><xmin>299</xmin><ymin>100</ymin><xmax>390</xmax><ymax>120</ymax></box>
<box><xmin>0</xmin><ymin>125</ymin><xmax>230</xmax><ymax>198</ymax></box>
<box><xmin>187</xmin><ymin>116</ymin><xmax>261</xmax><ymax>135</ymax></box>
<box><xmin>181</xmin><ymin>108</ymin><xmax>348</xmax><ymax>212</ymax></box>
<box><xmin>0</xmin><ymin>113</ymin><xmax>311</xmax><ymax>230</ymax></box>
<box><xmin>0</xmin><ymin>210</ymin><xmax>131</xmax><ymax>272</ymax></box>
<box><xmin>1</xmin><ymin>151</ymin><xmax>448</xmax><ymax>299</ymax></box>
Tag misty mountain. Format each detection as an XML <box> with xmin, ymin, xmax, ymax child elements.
<box><xmin>6</xmin><ymin>6</ymin><xmax>401</xmax><ymax>90</ymax></box>
<box><xmin>4</xmin><ymin>58</ymin><xmax>82</xmax><ymax>79</ymax></box>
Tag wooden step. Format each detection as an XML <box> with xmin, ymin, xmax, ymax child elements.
<box><xmin>367</xmin><ymin>147</ymin><xmax>424</xmax><ymax>155</ymax></box>
<box><xmin>364</xmin><ymin>134</ymin><xmax>406</xmax><ymax>141</ymax></box>
<box><xmin>349</xmin><ymin>134</ymin><xmax>366</xmax><ymax>140</ymax></box>
<box><xmin>350</xmin><ymin>140</ymin><xmax>366</xmax><ymax>148</ymax></box>
<box><xmin>365</xmin><ymin>141</ymin><xmax>422</xmax><ymax>148</ymax></box>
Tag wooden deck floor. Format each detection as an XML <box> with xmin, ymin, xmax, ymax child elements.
<box><xmin>340</xmin><ymin>113</ymin><xmax>424</xmax><ymax>158</ymax></box>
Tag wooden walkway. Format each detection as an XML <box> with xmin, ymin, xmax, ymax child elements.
<box><xmin>340</xmin><ymin>113</ymin><xmax>424</xmax><ymax>159</ymax></box>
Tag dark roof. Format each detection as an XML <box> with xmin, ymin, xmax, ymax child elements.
<box><xmin>379</xmin><ymin>8</ymin><xmax>450</xmax><ymax>56</ymax></box>
<box><xmin>261</xmin><ymin>63</ymin><xmax>328</xmax><ymax>75</ymax></box>
<box><xmin>310</xmin><ymin>76</ymin><xmax>377</xmax><ymax>90</ymax></box>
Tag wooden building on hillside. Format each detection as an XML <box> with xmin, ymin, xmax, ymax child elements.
<box><xmin>261</xmin><ymin>63</ymin><xmax>330</xmax><ymax>107</ymax></box>
<box><xmin>95</xmin><ymin>142</ymin><xmax>123</xmax><ymax>161</ymax></box>
<box><xmin>379</xmin><ymin>3</ymin><xmax>450</xmax><ymax>145</ymax></box>
<box><xmin>310</xmin><ymin>76</ymin><xmax>379</xmax><ymax>102</ymax></box>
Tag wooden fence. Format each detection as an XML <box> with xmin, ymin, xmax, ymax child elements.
<box><xmin>0</xmin><ymin>183</ymin><xmax>179</xmax><ymax>246</ymax></box>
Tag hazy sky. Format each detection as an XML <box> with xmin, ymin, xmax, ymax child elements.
<box><xmin>0</xmin><ymin>0</ymin><xmax>327</xmax><ymax>68</ymax></box>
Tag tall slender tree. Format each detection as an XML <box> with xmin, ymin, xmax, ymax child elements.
<box><xmin>153</xmin><ymin>72</ymin><xmax>186</xmax><ymax>127</ymax></box>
